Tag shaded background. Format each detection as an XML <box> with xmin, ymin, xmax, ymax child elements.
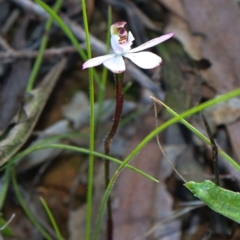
<box><xmin>1</xmin><ymin>0</ymin><xmax>240</xmax><ymax>239</ymax></box>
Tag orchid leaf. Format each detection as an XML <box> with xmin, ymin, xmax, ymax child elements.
<box><xmin>185</xmin><ymin>180</ymin><xmax>240</xmax><ymax>224</ymax></box>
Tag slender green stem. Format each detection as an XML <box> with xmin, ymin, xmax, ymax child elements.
<box><xmin>27</xmin><ymin>0</ymin><xmax>63</xmax><ymax>91</ymax></box>
<box><xmin>40</xmin><ymin>198</ymin><xmax>62</xmax><ymax>240</ymax></box>
<box><xmin>11</xmin><ymin>168</ymin><xmax>53</xmax><ymax>240</ymax></box>
<box><xmin>93</xmin><ymin>88</ymin><xmax>240</xmax><ymax>240</ymax></box>
<box><xmin>80</xmin><ymin>1</ymin><xmax>95</xmax><ymax>239</ymax></box>
<box><xmin>104</xmin><ymin>72</ymin><xmax>124</xmax><ymax>240</ymax></box>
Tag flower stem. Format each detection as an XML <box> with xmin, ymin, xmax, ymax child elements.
<box><xmin>104</xmin><ymin>72</ymin><xmax>124</xmax><ymax>240</ymax></box>
<box><xmin>80</xmin><ymin>1</ymin><xmax>95</xmax><ymax>240</ymax></box>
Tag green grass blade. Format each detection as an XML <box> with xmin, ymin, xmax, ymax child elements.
<box><xmin>12</xmin><ymin>143</ymin><xmax>158</xmax><ymax>183</ymax></box>
<box><xmin>27</xmin><ymin>0</ymin><xmax>63</xmax><ymax>91</ymax></box>
<box><xmin>40</xmin><ymin>198</ymin><xmax>62</xmax><ymax>240</ymax></box>
<box><xmin>80</xmin><ymin>0</ymin><xmax>95</xmax><ymax>239</ymax></box>
<box><xmin>153</xmin><ymin>98</ymin><xmax>240</xmax><ymax>171</ymax></box>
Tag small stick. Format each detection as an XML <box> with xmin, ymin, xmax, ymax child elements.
<box><xmin>0</xmin><ymin>46</ymin><xmax>80</xmax><ymax>64</ymax></box>
<box><xmin>201</xmin><ymin>113</ymin><xmax>219</xmax><ymax>186</ymax></box>
<box><xmin>151</xmin><ymin>96</ymin><xmax>187</xmax><ymax>183</ymax></box>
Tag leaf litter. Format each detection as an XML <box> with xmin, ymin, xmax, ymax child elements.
<box><xmin>1</xmin><ymin>0</ymin><xmax>240</xmax><ymax>239</ymax></box>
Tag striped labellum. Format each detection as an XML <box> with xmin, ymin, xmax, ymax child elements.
<box><xmin>185</xmin><ymin>180</ymin><xmax>240</xmax><ymax>223</ymax></box>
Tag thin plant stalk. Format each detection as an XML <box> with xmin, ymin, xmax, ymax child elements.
<box><xmin>40</xmin><ymin>198</ymin><xmax>62</xmax><ymax>240</ymax></box>
<box><xmin>80</xmin><ymin>1</ymin><xmax>95</xmax><ymax>240</ymax></box>
<box><xmin>27</xmin><ymin>0</ymin><xmax>63</xmax><ymax>91</ymax></box>
<box><xmin>104</xmin><ymin>72</ymin><xmax>124</xmax><ymax>240</ymax></box>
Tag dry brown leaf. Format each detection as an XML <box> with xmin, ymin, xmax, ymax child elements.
<box><xmin>182</xmin><ymin>0</ymin><xmax>240</xmax><ymax>92</ymax></box>
<box><xmin>165</xmin><ymin>14</ymin><xmax>203</xmax><ymax>60</ymax></box>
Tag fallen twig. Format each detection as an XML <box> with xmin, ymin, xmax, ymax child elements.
<box><xmin>0</xmin><ymin>45</ymin><xmax>81</xmax><ymax>64</ymax></box>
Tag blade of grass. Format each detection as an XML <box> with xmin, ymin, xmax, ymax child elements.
<box><xmin>11</xmin><ymin>168</ymin><xmax>53</xmax><ymax>240</ymax></box>
<box><xmin>11</xmin><ymin>143</ymin><xmax>158</xmax><ymax>183</ymax></box>
<box><xmin>151</xmin><ymin>97</ymin><xmax>240</xmax><ymax>171</ymax></box>
<box><xmin>93</xmin><ymin>87</ymin><xmax>240</xmax><ymax>239</ymax></box>
<box><xmin>1</xmin><ymin>132</ymin><xmax>84</xmax><ymax>170</ymax></box>
<box><xmin>40</xmin><ymin>198</ymin><xmax>62</xmax><ymax>240</ymax></box>
<box><xmin>27</xmin><ymin>0</ymin><xmax>63</xmax><ymax>91</ymax></box>
<box><xmin>80</xmin><ymin>0</ymin><xmax>95</xmax><ymax>239</ymax></box>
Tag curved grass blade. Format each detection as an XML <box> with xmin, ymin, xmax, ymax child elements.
<box><xmin>11</xmin><ymin>143</ymin><xmax>158</xmax><ymax>183</ymax></box>
<box><xmin>150</xmin><ymin>96</ymin><xmax>240</xmax><ymax>172</ymax></box>
<box><xmin>40</xmin><ymin>198</ymin><xmax>62</xmax><ymax>240</ymax></box>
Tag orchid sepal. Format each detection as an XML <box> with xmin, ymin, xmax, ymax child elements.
<box><xmin>129</xmin><ymin>32</ymin><xmax>175</xmax><ymax>53</ymax></box>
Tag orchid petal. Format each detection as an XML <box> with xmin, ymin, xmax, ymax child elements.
<box><xmin>129</xmin><ymin>33</ymin><xmax>175</xmax><ymax>53</ymax></box>
<box><xmin>103</xmin><ymin>55</ymin><xmax>125</xmax><ymax>73</ymax></box>
<box><xmin>82</xmin><ymin>54</ymin><xmax>115</xmax><ymax>69</ymax></box>
<box><xmin>123</xmin><ymin>52</ymin><xmax>162</xmax><ymax>69</ymax></box>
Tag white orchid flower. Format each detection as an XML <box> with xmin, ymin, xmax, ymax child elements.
<box><xmin>82</xmin><ymin>21</ymin><xmax>174</xmax><ymax>73</ymax></box>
